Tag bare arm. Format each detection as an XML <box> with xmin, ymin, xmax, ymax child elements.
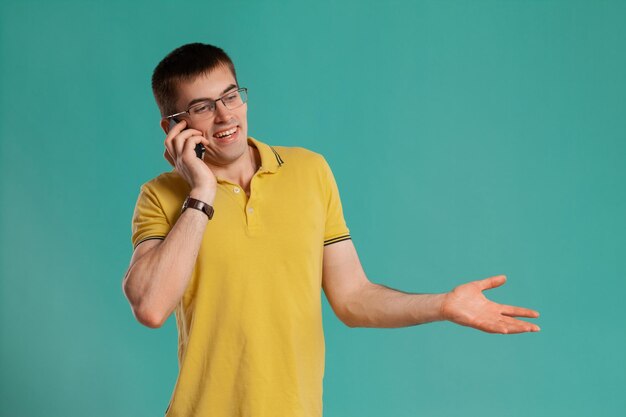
<box><xmin>122</xmin><ymin>200</ymin><xmax>210</xmax><ymax>328</ymax></box>
<box><xmin>322</xmin><ymin>239</ymin><xmax>445</xmax><ymax>328</ymax></box>
<box><xmin>322</xmin><ymin>240</ymin><xmax>540</xmax><ymax>333</ymax></box>
<box><xmin>123</xmin><ymin>119</ymin><xmax>215</xmax><ymax>328</ymax></box>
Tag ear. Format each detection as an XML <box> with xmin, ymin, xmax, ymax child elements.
<box><xmin>160</xmin><ymin>118</ymin><xmax>170</xmax><ymax>135</ymax></box>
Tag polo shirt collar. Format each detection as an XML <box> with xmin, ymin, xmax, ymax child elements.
<box><xmin>247</xmin><ymin>136</ymin><xmax>284</xmax><ymax>173</ymax></box>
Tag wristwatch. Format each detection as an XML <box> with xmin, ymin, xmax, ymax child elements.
<box><xmin>181</xmin><ymin>196</ymin><xmax>214</xmax><ymax>220</ymax></box>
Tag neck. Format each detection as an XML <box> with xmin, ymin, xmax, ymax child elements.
<box><xmin>208</xmin><ymin>145</ymin><xmax>261</xmax><ymax>192</ymax></box>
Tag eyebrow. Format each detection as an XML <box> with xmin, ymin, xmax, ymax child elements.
<box><xmin>186</xmin><ymin>84</ymin><xmax>238</xmax><ymax>108</ymax></box>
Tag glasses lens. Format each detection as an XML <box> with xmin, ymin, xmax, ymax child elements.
<box><xmin>186</xmin><ymin>89</ymin><xmax>248</xmax><ymax>122</ymax></box>
<box><xmin>239</xmin><ymin>89</ymin><xmax>248</xmax><ymax>105</ymax></box>
<box><xmin>188</xmin><ymin>100</ymin><xmax>215</xmax><ymax>122</ymax></box>
<box><xmin>222</xmin><ymin>89</ymin><xmax>247</xmax><ymax>110</ymax></box>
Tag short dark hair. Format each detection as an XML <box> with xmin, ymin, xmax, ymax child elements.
<box><xmin>151</xmin><ymin>43</ymin><xmax>238</xmax><ymax>117</ymax></box>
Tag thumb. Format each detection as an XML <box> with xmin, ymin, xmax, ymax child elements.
<box><xmin>478</xmin><ymin>275</ymin><xmax>507</xmax><ymax>291</ymax></box>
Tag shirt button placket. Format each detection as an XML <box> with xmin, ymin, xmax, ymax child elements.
<box><xmin>246</xmin><ymin>203</ymin><xmax>257</xmax><ymax>230</ymax></box>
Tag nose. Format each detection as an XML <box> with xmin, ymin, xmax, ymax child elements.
<box><xmin>213</xmin><ymin>100</ymin><xmax>233</xmax><ymax>123</ymax></box>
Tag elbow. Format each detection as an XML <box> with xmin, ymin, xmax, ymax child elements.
<box><xmin>339</xmin><ymin>294</ymin><xmax>377</xmax><ymax>328</ymax></box>
<box><xmin>130</xmin><ymin>300</ymin><xmax>167</xmax><ymax>329</ymax></box>
<box><xmin>332</xmin><ymin>293</ymin><xmax>368</xmax><ymax>328</ymax></box>
<box><xmin>342</xmin><ymin>312</ymin><xmax>366</xmax><ymax>328</ymax></box>
<box><xmin>337</xmin><ymin>304</ymin><xmax>362</xmax><ymax>328</ymax></box>
<box><xmin>125</xmin><ymin>291</ymin><xmax>167</xmax><ymax>328</ymax></box>
<box><xmin>133</xmin><ymin>306</ymin><xmax>165</xmax><ymax>329</ymax></box>
<box><xmin>126</xmin><ymin>288</ymin><xmax>170</xmax><ymax>329</ymax></box>
<box><xmin>328</xmin><ymin>300</ymin><xmax>357</xmax><ymax>328</ymax></box>
<box><xmin>343</xmin><ymin>318</ymin><xmax>360</xmax><ymax>328</ymax></box>
<box><xmin>122</xmin><ymin>280</ymin><xmax>165</xmax><ymax>329</ymax></box>
<box><xmin>337</xmin><ymin>281</ymin><xmax>374</xmax><ymax>328</ymax></box>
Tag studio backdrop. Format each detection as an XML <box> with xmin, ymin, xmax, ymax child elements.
<box><xmin>1</xmin><ymin>1</ymin><xmax>624</xmax><ymax>416</ymax></box>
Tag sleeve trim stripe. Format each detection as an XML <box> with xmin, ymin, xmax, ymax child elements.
<box><xmin>133</xmin><ymin>236</ymin><xmax>165</xmax><ymax>250</ymax></box>
<box><xmin>324</xmin><ymin>235</ymin><xmax>351</xmax><ymax>246</ymax></box>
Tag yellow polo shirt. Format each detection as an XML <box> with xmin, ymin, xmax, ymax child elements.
<box><xmin>131</xmin><ymin>137</ymin><xmax>350</xmax><ymax>417</ymax></box>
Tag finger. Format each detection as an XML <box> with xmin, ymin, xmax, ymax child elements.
<box><xmin>170</xmin><ymin>118</ymin><xmax>187</xmax><ymax>135</ymax></box>
<box><xmin>182</xmin><ymin>133</ymin><xmax>207</xmax><ymax>156</ymax></box>
<box><xmin>476</xmin><ymin>319</ymin><xmax>523</xmax><ymax>335</ymax></box>
<box><xmin>164</xmin><ymin>119</ymin><xmax>187</xmax><ymax>147</ymax></box>
<box><xmin>173</xmin><ymin>133</ymin><xmax>186</xmax><ymax>157</ymax></box>
<box><xmin>171</xmin><ymin>129</ymin><xmax>205</xmax><ymax>158</ymax></box>
<box><xmin>166</xmin><ymin>124</ymin><xmax>204</xmax><ymax>143</ymax></box>
<box><xmin>164</xmin><ymin>135</ymin><xmax>176</xmax><ymax>165</ymax></box>
<box><xmin>478</xmin><ymin>275</ymin><xmax>507</xmax><ymax>291</ymax></box>
<box><xmin>163</xmin><ymin>149</ymin><xmax>175</xmax><ymax>167</ymax></box>
<box><xmin>501</xmin><ymin>305</ymin><xmax>540</xmax><ymax>318</ymax></box>
<box><xmin>164</xmin><ymin>120</ymin><xmax>201</xmax><ymax>157</ymax></box>
<box><xmin>499</xmin><ymin>316</ymin><xmax>541</xmax><ymax>334</ymax></box>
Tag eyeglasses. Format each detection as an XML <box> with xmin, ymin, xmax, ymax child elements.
<box><xmin>164</xmin><ymin>87</ymin><xmax>248</xmax><ymax>123</ymax></box>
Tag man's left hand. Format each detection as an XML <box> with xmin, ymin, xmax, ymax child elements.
<box><xmin>440</xmin><ymin>275</ymin><xmax>540</xmax><ymax>334</ymax></box>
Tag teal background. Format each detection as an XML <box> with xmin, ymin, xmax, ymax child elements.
<box><xmin>1</xmin><ymin>0</ymin><xmax>624</xmax><ymax>416</ymax></box>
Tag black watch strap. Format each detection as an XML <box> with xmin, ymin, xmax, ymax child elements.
<box><xmin>181</xmin><ymin>196</ymin><xmax>214</xmax><ymax>220</ymax></box>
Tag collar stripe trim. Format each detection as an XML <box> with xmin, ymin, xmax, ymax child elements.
<box><xmin>269</xmin><ymin>146</ymin><xmax>284</xmax><ymax>166</ymax></box>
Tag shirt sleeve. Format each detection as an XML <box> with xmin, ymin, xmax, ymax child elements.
<box><xmin>320</xmin><ymin>156</ymin><xmax>351</xmax><ymax>246</ymax></box>
<box><xmin>131</xmin><ymin>182</ymin><xmax>171</xmax><ymax>249</ymax></box>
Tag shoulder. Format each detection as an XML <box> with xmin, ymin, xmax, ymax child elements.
<box><xmin>139</xmin><ymin>170</ymin><xmax>189</xmax><ymax>201</ymax></box>
<box><xmin>272</xmin><ymin>145</ymin><xmax>330</xmax><ymax>169</ymax></box>
<box><xmin>269</xmin><ymin>145</ymin><xmax>340</xmax><ymax>193</ymax></box>
<box><xmin>134</xmin><ymin>171</ymin><xmax>189</xmax><ymax>225</ymax></box>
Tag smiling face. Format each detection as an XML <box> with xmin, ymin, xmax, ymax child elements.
<box><xmin>169</xmin><ymin>65</ymin><xmax>249</xmax><ymax>169</ymax></box>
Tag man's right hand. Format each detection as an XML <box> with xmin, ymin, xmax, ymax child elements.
<box><xmin>163</xmin><ymin>120</ymin><xmax>217</xmax><ymax>203</ymax></box>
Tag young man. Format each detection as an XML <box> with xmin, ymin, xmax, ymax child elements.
<box><xmin>123</xmin><ymin>43</ymin><xmax>540</xmax><ymax>417</ymax></box>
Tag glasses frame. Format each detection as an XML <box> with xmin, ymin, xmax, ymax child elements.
<box><xmin>163</xmin><ymin>87</ymin><xmax>248</xmax><ymax>122</ymax></box>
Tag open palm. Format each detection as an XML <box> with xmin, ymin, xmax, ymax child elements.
<box><xmin>441</xmin><ymin>275</ymin><xmax>540</xmax><ymax>334</ymax></box>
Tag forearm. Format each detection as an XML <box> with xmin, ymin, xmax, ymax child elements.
<box><xmin>124</xmin><ymin>207</ymin><xmax>209</xmax><ymax>327</ymax></box>
<box><xmin>344</xmin><ymin>282</ymin><xmax>447</xmax><ymax>328</ymax></box>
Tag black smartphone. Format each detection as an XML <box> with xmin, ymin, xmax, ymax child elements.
<box><xmin>169</xmin><ymin>119</ymin><xmax>205</xmax><ymax>159</ymax></box>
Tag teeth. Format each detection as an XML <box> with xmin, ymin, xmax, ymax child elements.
<box><xmin>215</xmin><ymin>127</ymin><xmax>237</xmax><ymax>138</ymax></box>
